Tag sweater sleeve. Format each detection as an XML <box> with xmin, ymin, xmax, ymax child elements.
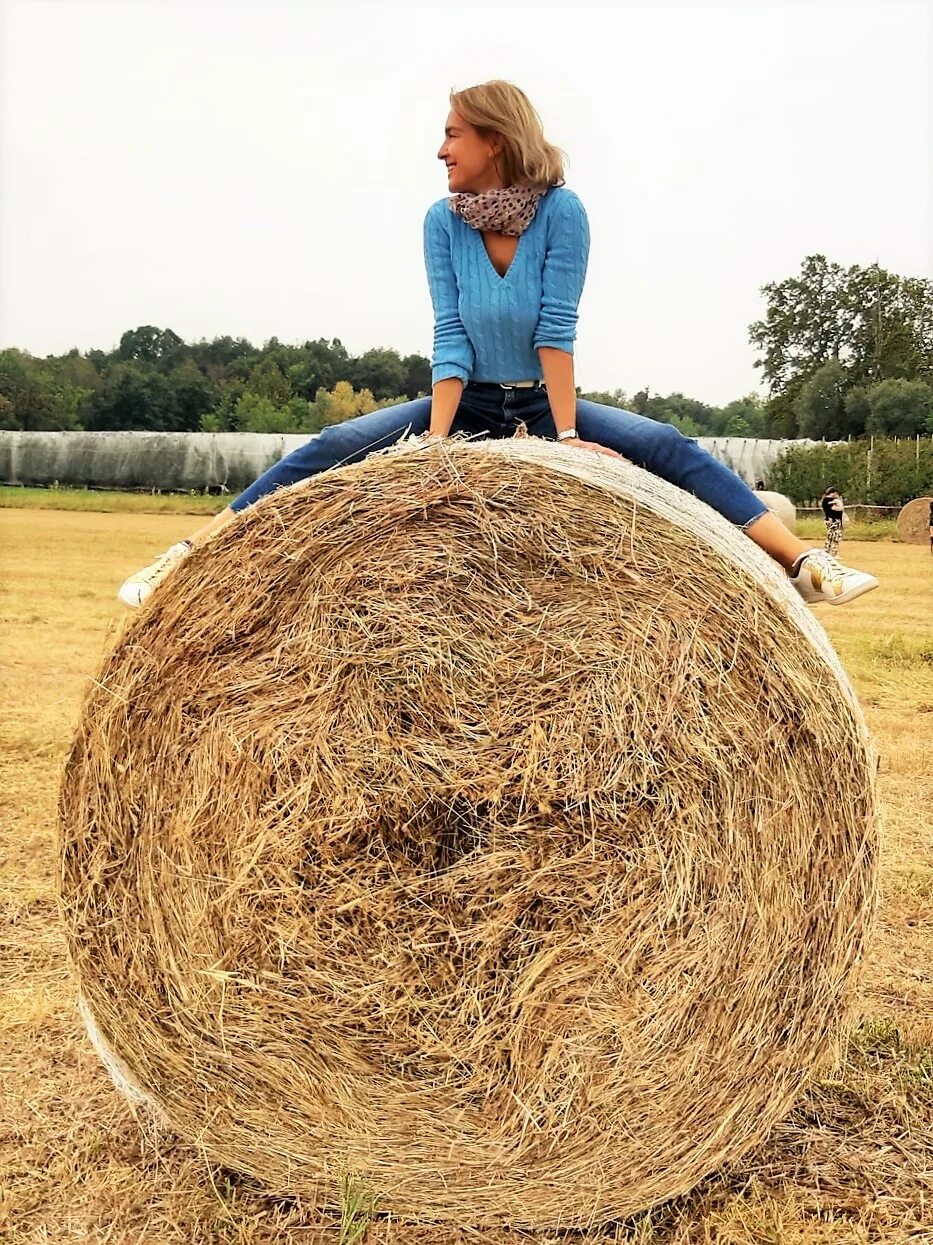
<box><xmin>533</xmin><ymin>191</ymin><xmax>590</xmax><ymax>353</ymax></box>
<box><xmin>423</xmin><ymin>202</ymin><xmax>475</xmax><ymax>385</ymax></box>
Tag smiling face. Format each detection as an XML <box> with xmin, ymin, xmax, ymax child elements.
<box><xmin>438</xmin><ymin>110</ymin><xmax>506</xmax><ymax>194</ymax></box>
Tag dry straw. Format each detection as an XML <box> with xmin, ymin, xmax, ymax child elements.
<box><xmin>896</xmin><ymin>496</ymin><xmax>932</xmax><ymax>545</ymax></box>
<box><xmin>59</xmin><ymin>438</ymin><xmax>878</xmax><ymax>1229</ymax></box>
<box><xmin>753</xmin><ymin>490</ymin><xmax>796</xmax><ymax>533</ymax></box>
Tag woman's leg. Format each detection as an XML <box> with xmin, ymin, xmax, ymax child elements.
<box><xmin>229</xmin><ymin>398</ymin><xmax>433</xmax><ymax>512</ymax></box>
<box><xmin>118</xmin><ymin>399</ymin><xmax>432</xmax><ymax>605</ymax></box>
<box><xmin>179</xmin><ymin>399</ymin><xmax>434</xmax><ymax>546</ymax></box>
<box><xmin>574</xmin><ymin>400</ymin><xmax>812</xmax><ymax>569</ymax></box>
<box><xmin>568</xmin><ymin>399</ymin><xmax>877</xmax><ymax>602</ymax></box>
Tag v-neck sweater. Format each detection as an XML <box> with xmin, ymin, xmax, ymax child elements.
<box><xmin>423</xmin><ymin>187</ymin><xmax>589</xmax><ymax>386</ymax></box>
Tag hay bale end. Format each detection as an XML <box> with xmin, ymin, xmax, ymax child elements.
<box><xmin>60</xmin><ymin>440</ymin><xmax>877</xmax><ymax>1228</ymax></box>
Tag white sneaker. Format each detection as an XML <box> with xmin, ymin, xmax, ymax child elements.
<box><xmin>789</xmin><ymin>550</ymin><xmax>878</xmax><ymax>606</ymax></box>
<box><xmin>118</xmin><ymin>542</ymin><xmax>191</xmax><ymax>608</ymax></box>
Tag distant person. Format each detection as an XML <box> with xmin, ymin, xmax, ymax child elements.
<box><xmin>821</xmin><ymin>487</ymin><xmax>845</xmax><ymax>556</ymax></box>
<box><xmin>754</xmin><ymin>479</ymin><xmax>765</xmax><ymax>491</ymax></box>
<box><xmin>118</xmin><ymin>81</ymin><xmax>878</xmax><ymax>610</ymax></box>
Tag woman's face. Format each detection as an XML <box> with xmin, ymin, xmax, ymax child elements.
<box><xmin>438</xmin><ymin>110</ymin><xmax>504</xmax><ymax>194</ymax></box>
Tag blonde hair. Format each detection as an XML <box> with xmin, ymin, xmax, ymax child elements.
<box><xmin>449</xmin><ymin>81</ymin><xmax>565</xmax><ymax>190</ymax></box>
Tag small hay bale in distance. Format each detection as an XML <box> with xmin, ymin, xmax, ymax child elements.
<box><xmin>896</xmin><ymin>496</ymin><xmax>933</xmax><ymax>544</ymax></box>
<box><xmin>60</xmin><ymin>440</ymin><xmax>877</xmax><ymax>1229</ymax></box>
<box><xmin>753</xmin><ymin>489</ymin><xmax>797</xmax><ymax>532</ymax></box>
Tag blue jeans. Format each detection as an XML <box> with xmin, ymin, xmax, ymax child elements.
<box><xmin>231</xmin><ymin>384</ymin><xmax>768</xmax><ymax>528</ymax></box>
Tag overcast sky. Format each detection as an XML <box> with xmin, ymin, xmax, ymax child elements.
<box><xmin>1</xmin><ymin>0</ymin><xmax>930</xmax><ymax>404</ymax></box>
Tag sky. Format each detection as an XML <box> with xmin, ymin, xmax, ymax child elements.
<box><xmin>1</xmin><ymin>0</ymin><xmax>930</xmax><ymax>405</ymax></box>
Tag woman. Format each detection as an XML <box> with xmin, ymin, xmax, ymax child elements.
<box><xmin>120</xmin><ymin>81</ymin><xmax>877</xmax><ymax>609</ymax></box>
<box><xmin>820</xmin><ymin>487</ymin><xmax>846</xmax><ymax>555</ymax></box>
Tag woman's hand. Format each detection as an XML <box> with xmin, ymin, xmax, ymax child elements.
<box><xmin>560</xmin><ymin>437</ymin><xmax>627</xmax><ymax>461</ymax></box>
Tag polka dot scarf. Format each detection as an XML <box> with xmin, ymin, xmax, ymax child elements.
<box><xmin>448</xmin><ymin>186</ymin><xmax>545</xmax><ymax>236</ymax></box>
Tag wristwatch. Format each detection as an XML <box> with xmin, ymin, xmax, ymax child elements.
<box><xmin>556</xmin><ymin>428</ymin><xmax>578</xmax><ymax>442</ymax></box>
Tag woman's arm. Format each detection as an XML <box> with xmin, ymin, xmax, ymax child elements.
<box><xmin>537</xmin><ymin>347</ymin><xmax>577</xmax><ymax>435</ymax></box>
<box><xmin>424</xmin><ymin>204</ymin><xmax>473</xmax><ymax>434</ymax></box>
<box><xmin>535</xmin><ymin>194</ymin><xmax>616</xmax><ymax>457</ymax></box>
<box><xmin>429</xmin><ymin>377</ymin><xmax>464</xmax><ymax>437</ymax></box>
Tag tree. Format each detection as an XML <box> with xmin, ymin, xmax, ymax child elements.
<box><xmin>750</xmin><ymin>256</ymin><xmax>933</xmax><ymax>410</ymax></box>
<box><xmin>863</xmin><ymin>378</ymin><xmax>933</xmax><ymax>437</ymax></box>
<box><xmin>247</xmin><ymin>359</ymin><xmax>292</xmax><ymax>407</ymax></box>
<box><xmin>86</xmin><ymin>362</ymin><xmax>176</xmax><ymax>431</ymax></box>
<box><xmin>794</xmin><ymin>360</ymin><xmax>850</xmax><ymax>440</ymax></box>
<box><xmin>306</xmin><ymin>380</ymin><xmax>383</xmax><ymax>431</ymax></box>
<box><xmin>167</xmin><ymin>362</ymin><xmax>218</xmax><ymax>431</ymax></box>
<box><xmin>347</xmin><ymin>348</ymin><xmax>408</xmax><ymax>401</ymax></box>
<box><xmin>580</xmin><ymin>389</ymin><xmax>630</xmax><ymax>409</ymax></box>
<box><xmin>845</xmin><ymin>267</ymin><xmax>933</xmax><ymax>388</ymax></box>
<box><xmin>401</xmin><ymin>353</ymin><xmax>432</xmax><ymax>398</ymax></box>
<box><xmin>117</xmin><ymin>326</ymin><xmax>186</xmax><ymax>369</ymax></box>
<box><xmin>749</xmin><ymin>256</ymin><xmax>854</xmax><ymax>396</ymax></box>
<box><xmin>233</xmin><ymin>392</ymin><xmax>309</xmax><ymax>434</ymax></box>
<box><xmin>0</xmin><ymin>349</ymin><xmax>60</xmax><ymax>430</ymax></box>
<box><xmin>717</xmin><ymin>395</ymin><xmax>766</xmax><ymax>438</ymax></box>
<box><xmin>286</xmin><ymin>338</ymin><xmax>349</xmax><ymax>399</ymax></box>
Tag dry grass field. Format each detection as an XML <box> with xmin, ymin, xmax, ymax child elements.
<box><xmin>1</xmin><ymin>506</ymin><xmax>931</xmax><ymax>1244</ymax></box>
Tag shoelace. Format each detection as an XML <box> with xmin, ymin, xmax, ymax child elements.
<box><xmin>137</xmin><ymin>546</ymin><xmax>186</xmax><ymax>584</ymax></box>
<box><xmin>810</xmin><ymin>553</ymin><xmax>848</xmax><ymax>588</ymax></box>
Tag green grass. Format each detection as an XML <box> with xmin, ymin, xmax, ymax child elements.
<box><xmin>0</xmin><ymin>484</ymin><xmax>222</xmax><ymax>515</ymax></box>
<box><xmin>795</xmin><ymin>514</ymin><xmax>897</xmax><ymax>541</ymax></box>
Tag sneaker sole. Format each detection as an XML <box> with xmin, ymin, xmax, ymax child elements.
<box><xmin>823</xmin><ymin>575</ymin><xmax>879</xmax><ymax>606</ymax></box>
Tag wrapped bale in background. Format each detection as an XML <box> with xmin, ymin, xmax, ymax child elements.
<box><xmin>753</xmin><ymin>489</ymin><xmax>797</xmax><ymax>532</ymax></box>
<box><xmin>59</xmin><ymin>440</ymin><xmax>877</xmax><ymax>1229</ymax></box>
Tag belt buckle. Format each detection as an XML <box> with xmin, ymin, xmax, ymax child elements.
<box><xmin>499</xmin><ymin>380</ymin><xmax>536</xmax><ymax>390</ymax></box>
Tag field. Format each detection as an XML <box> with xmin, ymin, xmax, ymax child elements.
<box><xmin>1</xmin><ymin>503</ymin><xmax>932</xmax><ymax>1244</ymax></box>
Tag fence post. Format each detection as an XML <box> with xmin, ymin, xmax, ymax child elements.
<box><xmin>866</xmin><ymin>435</ymin><xmax>874</xmax><ymax>501</ymax></box>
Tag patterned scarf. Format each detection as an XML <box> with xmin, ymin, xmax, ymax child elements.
<box><xmin>448</xmin><ymin>186</ymin><xmax>545</xmax><ymax>236</ymax></box>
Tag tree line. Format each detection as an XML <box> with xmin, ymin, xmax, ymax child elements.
<box><xmin>1</xmin><ymin>254</ymin><xmax>930</xmax><ymax>439</ymax></box>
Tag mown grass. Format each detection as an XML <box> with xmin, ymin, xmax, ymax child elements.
<box><xmin>1</xmin><ymin>509</ymin><xmax>931</xmax><ymax>1243</ymax></box>
<box><xmin>0</xmin><ymin>484</ymin><xmax>222</xmax><ymax>514</ymax></box>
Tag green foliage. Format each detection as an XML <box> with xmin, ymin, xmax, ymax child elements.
<box><xmin>5</xmin><ymin>258</ymin><xmax>929</xmax><ymax>440</ymax></box>
<box><xmin>864</xmin><ymin>378</ymin><xmax>933</xmax><ymax>437</ymax></box>
<box><xmin>794</xmin><ymin>360</ymin><xmax>850</xmax><ymax>439</ymax></box>
<box><xmin>118</xmin><ymin>325</ymin><xmax>185</xmax><ymax>366</ymax></box>
<box><xmin>719</xmin><ymin>395</ymin><xmax>766</xmax><ymax>438</ymax></box>
<box><xmin>578</xmin><ymin>389</ymin><xmax>765</xmax><ymax>439</ymax></box>
<box><xmin>770</xmin><ymin>437</ymin><xmax>933</xmax><ymax>505</ymax></box>
<box><xmin>0</xmin><ymin>328</ymin><xmax>431</xmax><ymax>433</ymax></box>
<box><xmin>0</xmin><ymin>349</ymin><xmax>75</xmax><ymax>431</ymax></box>
<box><xmin>338</xmin><ymin>1172</ymin><xmax>377</xmax><ymax>1245</ymax></box>
<box><xmin>750</xmin><ymin>256</ymin><xmax>933</xmax><ymax>436</ymax></box>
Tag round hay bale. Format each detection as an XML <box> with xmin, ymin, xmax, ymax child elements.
<box><xmin>896</xmin><ymin>496</ymin><xmax>932</xmax><ymax>544</ymax></box>
<box><xmin>60</xmin><ymin>440</ymin><xmax>877</xmax><ymax>1229</ymax></box>
<box><xmin>753</xmin><ymin>489</ymin><xmax>797</xmax><ymax>532</ymax></box>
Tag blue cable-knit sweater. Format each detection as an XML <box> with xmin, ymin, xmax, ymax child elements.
<box><xmin>423</xmin><ymin>187</ymin><xmax>590</xmax><ymax>386</ymax></box>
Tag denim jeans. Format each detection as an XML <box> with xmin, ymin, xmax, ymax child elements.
<box><xmin>230</xmin><ymin>384</ymin><xmax>768</xmax><ymax>528</ymax></box>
